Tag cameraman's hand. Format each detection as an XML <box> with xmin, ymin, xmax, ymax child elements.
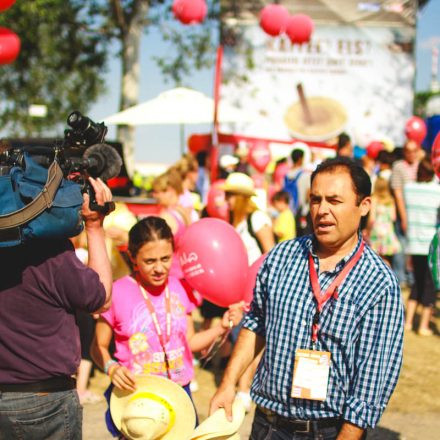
<box><xmin>82</xmin><ymin>177</ymin><xmax>112</xmax><ymax>229</ymax></box>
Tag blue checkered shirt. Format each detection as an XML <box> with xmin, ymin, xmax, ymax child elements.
<box><xmin>242</xmin><ymin>235</ymin><xmax>404</xmax><ymax>429</ymax></box>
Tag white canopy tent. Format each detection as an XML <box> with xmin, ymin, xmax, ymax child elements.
<box><xmin>102</xmin><ymin>87</ymin><xmax>255</xmax><ymax>154</ymax></box>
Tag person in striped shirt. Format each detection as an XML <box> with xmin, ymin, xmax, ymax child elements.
<box><xmin>210</xmin><ymin>157</ymin><xmax>404</xmax><ymax>440</ymax></box>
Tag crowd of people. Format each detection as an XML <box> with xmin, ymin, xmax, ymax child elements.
<box><xmin>1</xmin><ymin>131</ymin><xmax>439</xmax><ymax>440</ymax></box>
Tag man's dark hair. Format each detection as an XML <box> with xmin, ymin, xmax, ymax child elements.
<box><xmin>272</xmin><ymin>190</ymin><xmax>290</xmax><ymax>204</ymax></box>
<box><xmin>417</xmin><ymin>158</ymin><xmax>434</xmax><ymax>183</ymax></box>
<box><xmin>311</xmin><ymin>156</ymin><xmax>371</xmax><ymax>205</ymax></box>
<box><xmin>337</xmin><ymin>132</ymin><xmax>351</xmax><ymax>151</ymax></box>
<box><xmin>290</xmin><ymin>149</ymin><xmax>304</xmax><ymax>164</ymax></box>
<box><xmin>376</xmin><ymin>150</ymin><xmax>395</xmax><ymax>167</ymax></box>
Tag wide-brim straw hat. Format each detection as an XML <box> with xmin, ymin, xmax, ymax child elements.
<box><xmin>110</xmin><ymin>375</ymin><xmax>196</xmax><ymax>440</ymax></box>
<box><xmin>220</xmin><ymin>172</ymin><xmax>256</xmax><ymax>197</ymax></box>
<box><xmin>190</xmin><ymin>400</ymin><xmax>245</xmax><ymax>440</ymax></box>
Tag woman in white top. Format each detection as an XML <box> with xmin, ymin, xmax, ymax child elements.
<box><xmin>223</xmin><ymin>172</ymin><xmax>275</xmax><ymax>263</ymax></box>
<box><xmin>223</xmin><ymin>172</ymin><xmax>275</xmax><ymax>411</ymax></box>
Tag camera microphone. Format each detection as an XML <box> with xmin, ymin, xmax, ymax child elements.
<box><xmin>82</xmin><ymin>143</ymin><xmax>122</xmax><ymax>181</ymax></box>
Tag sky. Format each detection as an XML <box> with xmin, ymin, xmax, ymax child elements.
<box><xmin>89</xmin><ymin>0</ymin><xmax>440</xmax><ymax>166</ymax></box>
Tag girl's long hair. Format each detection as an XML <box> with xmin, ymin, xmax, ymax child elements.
<box><xmin>373</xmin><ymin>177</ymin><xmax>393</xmax><ymax>205</ymax></box>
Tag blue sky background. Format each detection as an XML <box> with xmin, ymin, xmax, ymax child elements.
<box><xmin>89</xmin><ymin>0</ymin><xmax>440</xmax><ymax>165</ymax></box>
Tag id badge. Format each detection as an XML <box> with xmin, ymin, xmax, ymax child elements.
<box><xmin>291</xmin><ymin>349</ymin><xmax>331</xmax><ymax>401</ymax></box>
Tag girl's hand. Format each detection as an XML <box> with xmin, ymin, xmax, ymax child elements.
<box><xmin>109</xmin><ymin>364</ymin><xmax>136</xmax><ymax>392</ymax></box>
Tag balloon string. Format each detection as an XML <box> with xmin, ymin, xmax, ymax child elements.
<box><xmin>200</xmin><ymin>328</ymin><xmax>232</xmax><ymax>367</ymax></box>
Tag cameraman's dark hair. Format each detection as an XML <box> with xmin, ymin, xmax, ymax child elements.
<box><xmin>417</xmin><ymin>158</ymin><xmax>434</xmax><ymax>183</ymax></box>
<box><xmin>291</xmin><ymin>149</ymin><xmax>304</xmax><ymax>164</ymax></box>
<box><xmin>128</xmin><ymin>216</ymin><xmax>174</xmax><ymax>257</ymax></box>
<box><xmin>272</xmin><ymin>190</ymin><xmax>290</xmax><ymax>204</ymax></box>
<box><xmin>311</xmin><ymin>157</ymin><xmax>371</xmax><ymax>205</ymax></box>
<box><xmin>337</xmin><ymin>132</ymin><xmax>351</xmax><ymax>150</ymax></box>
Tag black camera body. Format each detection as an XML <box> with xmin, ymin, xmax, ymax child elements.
<box><xmin>0</xmin><ymin>111</ymin><xmax>122</xmax><ymax>215</ymax></box>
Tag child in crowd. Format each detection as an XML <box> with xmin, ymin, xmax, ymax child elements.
<box><xmin>91</xmin><ymin>217</ymin><xmax>243</xmax><ymax>437</ymax></box>
<box><xmin>366</xmin><ymin>176</ymin><xmax>401</xmax><ymax>266</ymax></box>
<box><xmin>271</xmin><ymin>190</ymin><xmax>296</xmax><ymax>242</ymax></box>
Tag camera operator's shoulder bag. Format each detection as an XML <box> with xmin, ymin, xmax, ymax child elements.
<box><xmin>0</xmin><ymin>152</ymin><xmax>84</xmax><ymax>247</ymax></box>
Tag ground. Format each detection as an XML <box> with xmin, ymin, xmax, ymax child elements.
<box><xmin>83</xmin><ymin>289</ymin><xmax>440</xmax><ymax>439</ymax></box>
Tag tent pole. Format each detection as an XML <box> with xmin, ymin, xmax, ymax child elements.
<box><xmin>180</xmin><ymin>123</ymin><xmax>185</xmax><ymax>156</ymax></box>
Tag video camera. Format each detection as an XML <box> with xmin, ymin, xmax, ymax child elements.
<box><xmin>0</xmin><ymin>111</ymin><xmax>122</xmax><ymax>215</ymax></box>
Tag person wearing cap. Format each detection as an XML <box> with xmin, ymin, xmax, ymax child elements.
<box><xmin>211</xmin><ymin>157</ymin><xmax>404</xmax><ymax>439</ymax></box>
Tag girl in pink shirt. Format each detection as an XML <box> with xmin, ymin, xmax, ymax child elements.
<box><xmin>91</xmin><ymin>216</ymin><xmax>241</xmax><ymax>436</ymax></box>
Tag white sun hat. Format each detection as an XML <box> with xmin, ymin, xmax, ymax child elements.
<box><xmin>190</xmin><ymin>400</ymin><xmax>245</xmax><ymax>440</ymax></box>
<box><xmin>220</xmin><ymin>172</ymin><xmax>256</xmax><ymax>197</ymax></box>
<box><xmin>110</xmin><ymin>375</ymin><xmax>196</xmax><ymax>440</ymax></box>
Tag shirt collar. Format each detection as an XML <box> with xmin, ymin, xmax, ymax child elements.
<box><xmin>307</xmin><ymin>232</ymin><xmax>363</xmax><ymax>273</ymax></box>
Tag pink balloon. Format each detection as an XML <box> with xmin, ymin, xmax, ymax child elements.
<box><xmin>248</xmin><ymin>142</ymin><xmax>271</xmax><ymax>173</ymax></box>
<box><xmin>178</xmin><ymin>218</ymin><xmax>248</xmax><ymax>307</ymax></box>
<box><xmin>206</xmin><ymin>179</ymin><xmax>229</xmax><ymax>221</ymax></box>
<box><xmin>366</xmin><ymin>141</ymin><xmax>383</xmax><ymax>160</ymax></box>
<box><xmin>243</xmin><ymin>254</ymin><xmax>267</xmax><ymax>304</ymax></box>
<box><xmin>0</xmin><ymin>27</ymin><xmax>20</xmax><ymax>64</ymax></box>
<box><xmin>405</xmin><ymin>116</ymin><xmax>427</xmax><ymax>145</ymax></box>
<box><xmin>172</xmin><ymin>0</ymin><xmax>207</xmax><ymax>25</ymax></box>
<box><xmin>0</xmin><ymin>0</ymin><xmax>15</xmax><ymax>12</ymax></box>
<box><xmin>431</xmin><ymin>132</ymin><xmax>440</xmax><ymax>179</ymax></box>
<box><xmin>259</xmin><ymin>4</ymin><xmax>289</xmax><ymax>37</ymax></box>
<box><xmin>252</xmin><ymin>173</ymin><xmax>265</xmax><ymax>189</ymax></box>
<box><xmin>273</xmin><ymin>162</ymin><xmax>289</xmax><ymax>186</ymax></box>
<box><xmin>285</xmin><ymin>14</ymin><xmax>314</xmax><ymax>44</ymax></box>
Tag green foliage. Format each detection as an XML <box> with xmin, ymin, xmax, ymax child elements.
<box><xmin>0</xmin><ymin>0</ymin><xmax>109</xmax><ymax>136</ymax></box>
<box><xmin>414</xmin><ymin>90</ymin><xmax>440</xmax><ymax>117</ymax></box>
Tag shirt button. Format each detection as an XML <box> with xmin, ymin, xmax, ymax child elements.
<box><xmin>302</xmin><ymin>320</ymin><xmax>307</xmax><ymax>326</ymax></box>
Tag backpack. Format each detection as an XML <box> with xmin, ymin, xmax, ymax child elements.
<box><xmin>229</xmin><ymin>211</ymin><xmax>264</xmax><ymax>253</ymax></box>
<box><xmin>283</xmin><ymin>170</ymin><xmax>303</xmax><ymax>214</ymax></box>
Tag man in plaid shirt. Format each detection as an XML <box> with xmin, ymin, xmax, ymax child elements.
<box><xmin>211</xmin><ymin>157</ymin><xmax>404</xmax><ymax>440</ymax></box>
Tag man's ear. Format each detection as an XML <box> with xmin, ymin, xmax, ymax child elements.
<box><xmin>360</xmin><ymin>196</ymin><xmax>371</xmax><ymax>217</ymax></box>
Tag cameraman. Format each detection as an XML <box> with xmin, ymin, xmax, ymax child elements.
<box><xmin>0</xmin><ymin>176</ymin><xmax>113</xmax><ymax>440</ymax></box>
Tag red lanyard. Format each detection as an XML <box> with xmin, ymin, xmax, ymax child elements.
<box><xmin>308</xmin><ymin>240</ymin><xmax>365</xmax><ymax>346</ymax></box>
<box><xmin>136</xmin><ymin>278</ymin><xmax>172</xmax><ymax>378</ymax></box>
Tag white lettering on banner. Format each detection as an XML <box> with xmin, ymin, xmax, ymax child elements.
<box><xmin>180</xmin><ymin>252</ymin><xmax>198</xmax><ymax>267</ymax></box>
<box><xmin>221</xmin><ymin>25</ymin><xmax>415</xmax><ymax>146</ymax></box>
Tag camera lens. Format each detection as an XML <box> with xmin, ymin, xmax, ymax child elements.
<box><xmin>67</xmin><ymin>111</ymin><xmax>90</xmax><ymax>131</ymax></box>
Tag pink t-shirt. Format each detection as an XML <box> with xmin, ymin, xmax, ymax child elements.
<box><xmin>101</xmin><ymin>275</ymin><xmax>196</xmax><ymax>386</ymax></box>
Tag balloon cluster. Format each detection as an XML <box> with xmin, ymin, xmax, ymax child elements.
<box><xmin>431</xmin><ymin>132</ymin><xmax>440</xmax><ymax>179</ymax></box>
<box><xmin>0</xmin><ymin>0</ymin><xmax>19</xmax><ymax>65</ymax></box>
<box><xmin>259</xmin><ymin>4</ymin><xmax>314</xmax><ymax>44</ymax></box>
<box><xmin>178</xmin><ymin>218</ymin><xmax>267</xmax><ymax>307</ymax></box>
<box><xmin>172</xmin><ymin>0</ymin><xmax>207</xmax><ymax>25</ymax></box>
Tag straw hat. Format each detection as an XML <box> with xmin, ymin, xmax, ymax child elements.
<box><xmin>190</xmin><ymin>400</ymin><xmax>245</xmax><ymax>440</ymax></box>
<box><xmin>220</xmin><ymin>172</ymin><xmax>256</xmax><ymax>197</ymax></box>
<box><xmin>110</xmin><ymin>375</ymin><xmax>196</xmax><ymax>440</ymax></box>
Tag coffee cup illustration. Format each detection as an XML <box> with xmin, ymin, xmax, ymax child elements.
<box><xmin>284</xmin><ymin>84</ymin><xmax>348</xmax><ymax>141</ymax></box>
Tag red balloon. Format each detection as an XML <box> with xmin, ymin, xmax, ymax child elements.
<box><xmin>285</xmin><ymin>14</ymin><xmax>314</xmax><ymax>44</ymax></box>
<box><xmin>188</xmin><ymin>133</ymin><xmax>211</xmax><ymax>154</ymax></box>
<box><xmin>243</xmin><ymin>254</ymin><xmax>267</xmax><ymax>304</ymax></box>
<box><xmin>366</xmin><ymin>141</ymin><xmax>384</xmax><ymax>160</ymax></box>
<box><xmin>431</xmin><ymin>132</ymin><xmax>440</xmax><ymax>179</ymax></box>
<box><xmin>172</xmin><ymin>0</ymin><xmax>207</xmax><ymax>25</ymax></box>
<box><xmin>248</xmin><ymin>142</ymin><xmax>271</xmax><ymax>173</ymax></box>
<box><xmin>405</xmin><ymin>116</ymin><xmax>427</xmax><ymax>144</ymax></box>
<box><xmin>259</xmin><ymin>4</ymin><xmax>289</xmax><ymax>37</ymax></box>
<box><xmin>178</xmin><ymin>218</ymin><xmax>248</xmax><ymax>307</ymax></box>
<box><xmin>0</xmin><ymin>0</ymin><xmax>15</xmax><ymax>12</ymax></box>
<box><xmin>273</xmin><ymin>162</ymin><xmax>289</xmax><ymax>186</ymax></box>
<box><xmin>206</xmin><ymin>179</ymin><xmax>229</xmax><ymax>221</ymax></box>
<box><xmin>0</xmin><ymin>27</ymin><xmax>20</xmax><ymax>64</ymax></box>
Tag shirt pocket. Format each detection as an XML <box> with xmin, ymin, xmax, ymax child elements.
<box><xmin>319</xmin><ymin>300</ymin><xmax>358</xmax><ymax>343</ymax></box>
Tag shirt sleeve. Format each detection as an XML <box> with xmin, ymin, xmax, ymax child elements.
<box><xmin>242</xmin><ymin>254</ymin><xmax>269</xmax><ymax>337</ymax></box>
<box><xmin>390</xmin><ymin>162</ymin><xmax>404</xmax><ymax>190</ymax></box>
<box><xmin>251</xmin><ymin>210</ymin><xmax>272</xmax><ymax>233</ymax></box>
<box><xmin>343</xmin><ymin>279</ymin><xmax>404</xmax><ymax>429</ymax></box>
<box><xmin>54</xmin><ymin>246</ymin><xmax>106</xmax><ymax>313</ymax></box>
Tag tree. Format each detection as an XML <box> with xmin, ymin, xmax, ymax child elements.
<box><xmin>0</xmin><ymin>0</ymin><xmax>109</xmax><ymax>136</ymax></box>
